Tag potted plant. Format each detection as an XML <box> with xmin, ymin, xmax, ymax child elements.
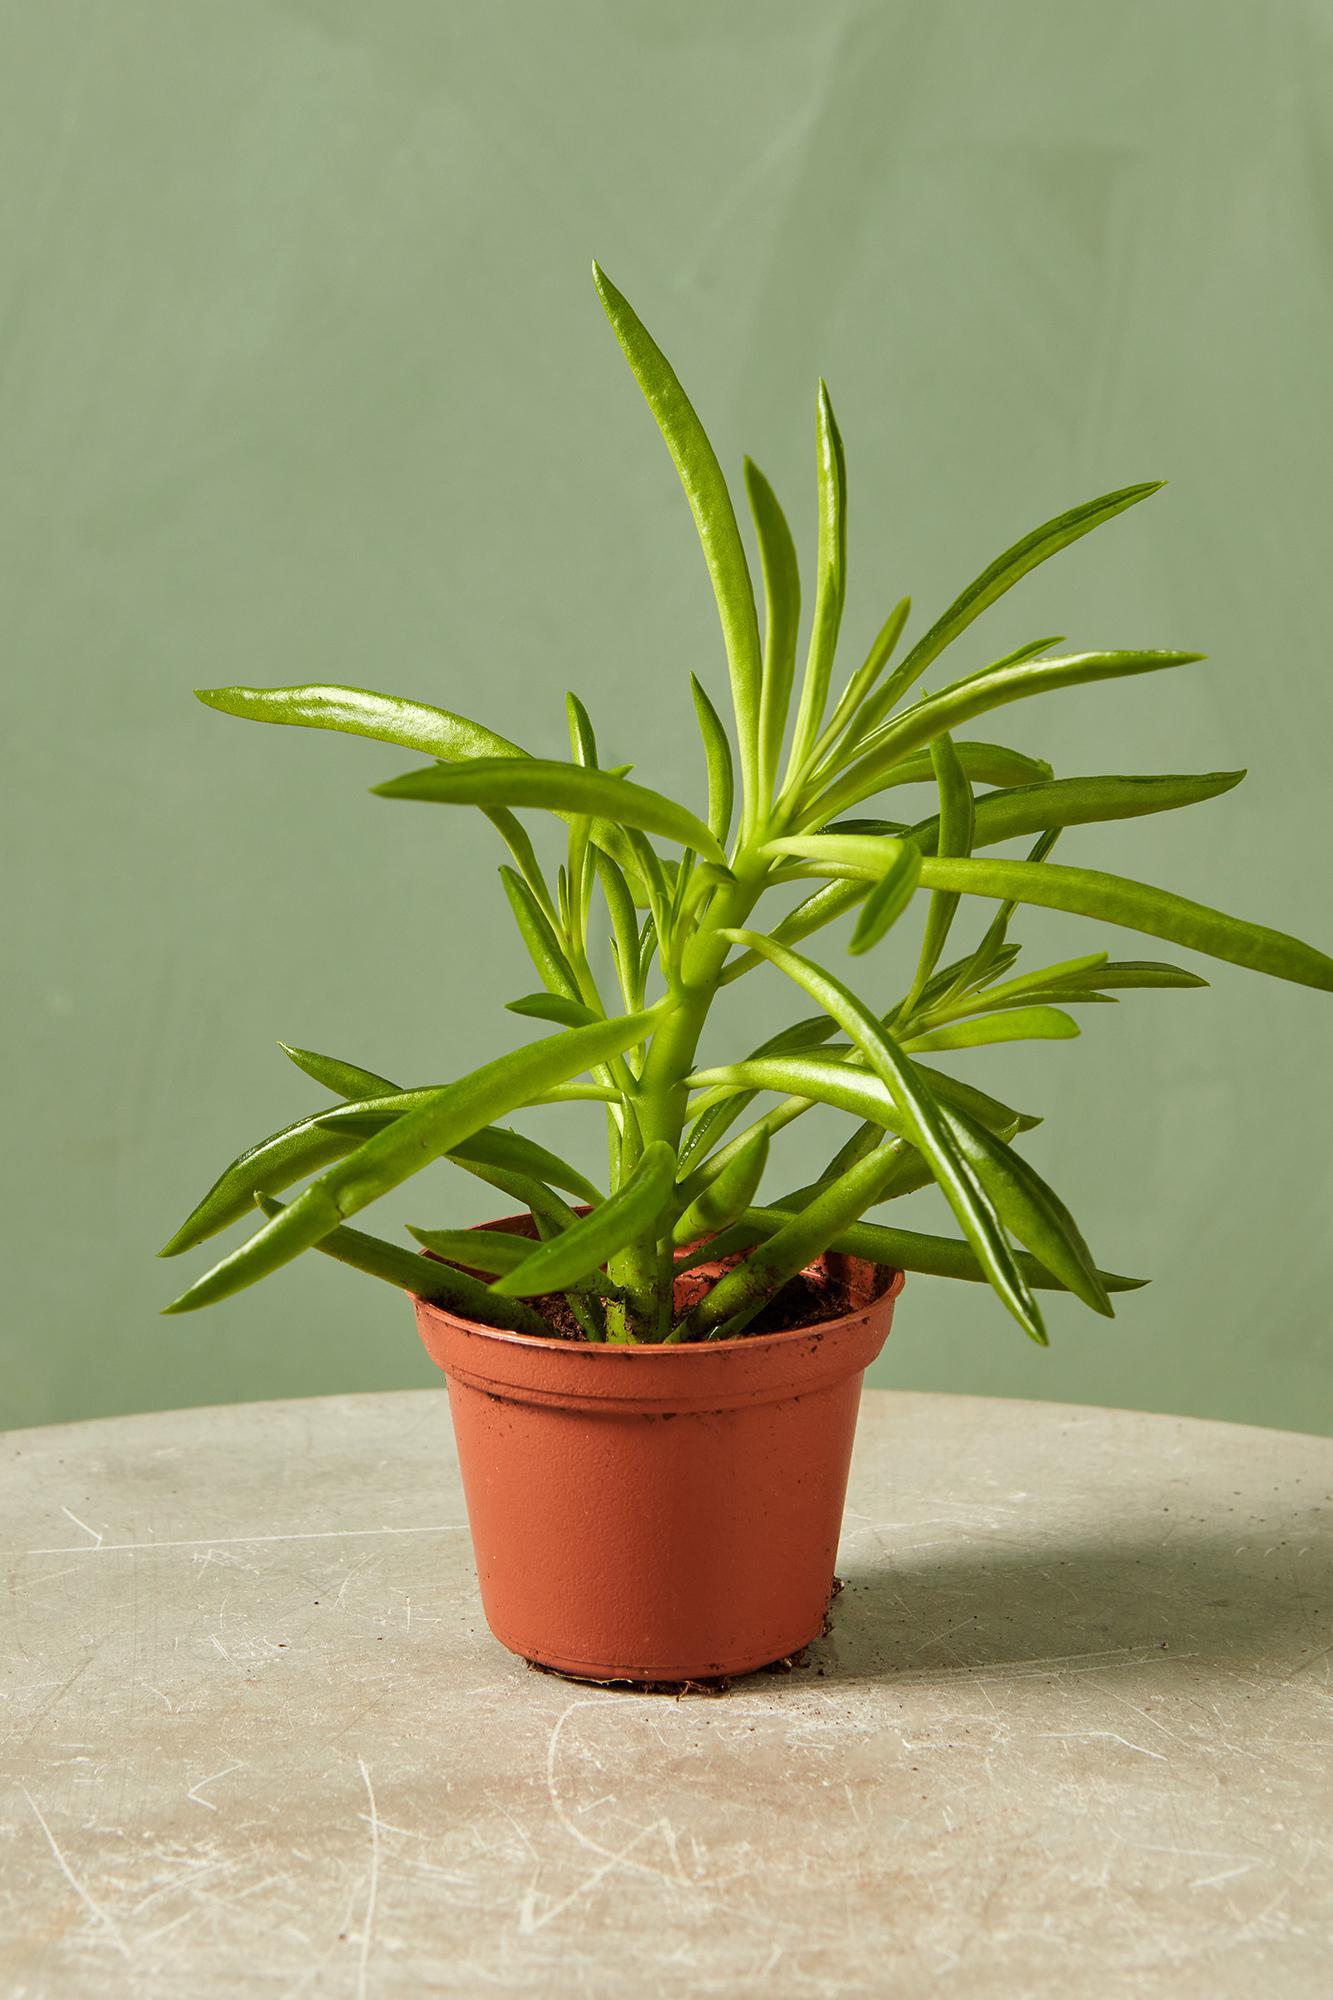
<box><xmin>161</xmin><ymin>264</ymin><xmax>1332</xmax><ymax>1685</ymax></box>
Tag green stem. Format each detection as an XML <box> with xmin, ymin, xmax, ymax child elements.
<box><xmin>605</xmin><ymin>859</ymin><xmax>767</xmax><ymax>1339</ymax></box>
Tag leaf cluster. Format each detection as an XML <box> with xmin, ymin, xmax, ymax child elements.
<box><xmin>161</xmin><ymin>267</ymin><xmax>1333</xmax><ymax>1346</ymax></box>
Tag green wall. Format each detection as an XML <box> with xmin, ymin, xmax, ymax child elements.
<box><xmin>5</xmin><ymin>0</ymin><xmax>1331</xmax><ymax>1435</ymax></box>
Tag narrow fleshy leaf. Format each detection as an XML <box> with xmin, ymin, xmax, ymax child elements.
<box><xmin>492</xmin><ymin>1141</ymin><xmax>677</xmax><ymax>1297</ymax></box>
<box><xmin>406</xmin><ymin>1224</ymin><xmax>533</xmax><ymax>1276</ymax></box>
<box><xmin>911</xmin><ymin>1060</ymin><xmax>1041</xmax><ymax>1134</ymax></box>
<box><xmin>159</xmin><ymin>1102</ymin><xmax>390</xmax><ymax>1257</ymax></box>
<box><xmin>499</xmin><ymin>866</ymin><xmax>581</xmax><ymax>1000</ymax></box>
<box><xmin>848</xmin><ymin>840</ymin><xmax>924</xmax><ymax>955</ymax></box>
<box><xmin>374</xmin><ymin>757</ymin><xmax>725</xmax><ymax>866</ymax></box>
<box><xmin>252</xmin><ymin>1194</ymin><xmax>548</xmax><ymax>1334</ymax></box>
<box><xmin>1047</xmin><ymin>958</ymin><xmax>1207</xmax><ymax>992</ymax></box>
<box><xmin>911</xmin><ymin>770</ymin><xmax>1246</xmax><ymax>856</ymax></box>
<box><xmin>907</xmin><ymin>733</ymin><xmax>973</xmax><ymax>993</ymax></box>
<box><xmin>505</xmin><ymin>993</ymin><xmax>598</xmax><ymax>1028</ymax></box>
<box><xmin>914</xmin><ymin>855</ymin><xmax>1333</xmax><ymax>991</ymax></box>
<box><xmin>277</xmin><ymin>1043</ymin><xmax>397</xmax><ymax>1100</ymax></box>
<box><xmin>719</xmin><ymin>930</ymin><xmax>1044</xmax><ymax>1340</ymax></box>
<box><xmin>743</xmin><ymin>458</ymin><xmax>801</xmax><ymax>804</ymax></box>
<box><xmin>593</xmin><ymin>263</ymin><xmax>762</xmax><ymax>817</ymax></box>
<box><xmin>817</xmin><ymin>650</ymin><xmax>1202</xmax><ymax>821</ymax></box>
<box><xmin>939</xmin><ymin>1115</ymin><xmax>1112</xmax><ymax>1316</ymax></box>
<box><xmin>718</xmin><ymin>878</ymin><xmax>868</xmax><ymax>986</ymax></box>
<box><xmin>671</xmin><ymin>1126</ymin><xmax>770</xmax><ymax>1247</ymax></box>
<box><xmin>784</xmin><ymin>381</ymin><xmax>847</xmax><ymax>782</ymax></box>
<box><xmin>690</xmin><ymin>674</ymin><xmax>735</xmax><ymax>848</ymax></box>
<box><xmin>195</xmin><ymin>683</ymin><xmax>526</xmax><ymax>761</ymax></box>
<box><xmin>688</xmin><ymin>1056</ymin><xmax>909</xmax><ymax>1135</ymax></box>
<box><xmin>482</xmin><ymin>806</ymin><xmax>557</xmax><ymax>921</ymax></box>
<box><xmin>903</xmin><ymin>1008</ymin><xmax>1080</xmax><ymax>1052</ymax></box>
<box><xmin>686</xmin><ymin>1142</ymin><xmax>914</xmax><ymax>1339</ymax></box>
<box><xmin>162</xmin><ymin>1008</ymin><xmax>660</xmax><ymax>1313</ymax></box>
<box><xmin>728</xmin><ymin>1206</ymin><xmax>1146</xmax><ymax>1294</ymax></box>
<box><xmin>811</xmin><ymin>596</ymin><xmax>912</xmax><ymax>771</ymax></box>
<box><xmin>566</xmin><ymin>691</ymin><xmax>598</xmax><ymax>767</ymax></box>
<box><xmin>857</xmin><ymin>740</ymin><xmax>1054</xmax><ymax>793</ymax></box>
<box><xmin>848</xmin><ymin>481</ymin><xmax>1164</xmax><ymax>721</ymax></box>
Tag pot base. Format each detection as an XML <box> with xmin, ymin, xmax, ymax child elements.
<box><xmin>497</xmin><ymin>1614</ymin><xmax>827</xmax><ymax>1687</ymax></box>
<box><xmin>514</xmin><ymin>1577</ymin><xmax>845</xmax><ymax>1688</ymax></box>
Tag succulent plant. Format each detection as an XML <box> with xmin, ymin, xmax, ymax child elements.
<box><xmin>160</xmin><ymin>265</ymin><xmax>1332</xmax><ymax>1346</ymax></box>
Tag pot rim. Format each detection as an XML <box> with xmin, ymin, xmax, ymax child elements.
<box><xmin>412</xmin><ymin>1210</ymin><xmax>904</xmax><ymax>1360</ymax></box>
<box><xmin>413</xmin><ymin>1266</ymin><xmax>905</xmax><ymax>1358</ymax></box>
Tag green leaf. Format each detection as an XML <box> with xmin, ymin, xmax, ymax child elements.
<box><xmin>684</xmin><ymin>1141</ymin><xmax>913</xmax><ymax>1339</ymax></box>
<box><xmin>911</xmin><ymin>1060</ymin><xmax>1041</xmax><ymax>1134</ymax></box>
<box><xmin>1048</xmin><ymin>958</ymin><xmax>1208</xmax><ymax>992</ymax></box>
<box><xmin>595</xmin><ymin>848</ymin><xmax>643</xmax><ymax>1007</ymax></box>
<box><xmin>593</xmin><ymin>263</ymin><xmax>762</xmax><ymax>820</ymax></box>
<box><xmin>253</xmin><ymin>1194</ymin><xmax>548</xmax><ymax>1335</ymax></box>
<box><xmin>406</xmin><ymin>1224</ymin><xmax>533</xmax><ymax>1277</ymax></box>
<box><xmin>907</xmin><ymin>733</ymin><xmax>973</xmax><ymax>994</ymax></box>
<box><xmin>852</xmin><ymin>481</ymin><xmax>1164</xmax><ymax>719</ymax></box>
<box><xmin>784</xmin><ymin>382</ymin><xmax>847</xmax><ymax>783</ymax></box>
<box><xmin>743</xmin><ymin>458</ymin><xmax>801</xmax><ymax>804</ymax></box>
<box><xmin>859</xmin><ymin>739</ymin><xmax>1054</xmax><ymax>793</ymax></box>
<box><xmin>818</xmin><ymin>649</ymin><xmax>1202</xmax><ymax>820</ymax></box>
<box><xmin>689</xmin><ymin>1055</ymin><xmax>910</xmax><ymax>1135</ymax></box>
<box><xmin>718</xmin><ymin>878</ymin><xmax>869</xmax><ymax>986</ymax></box>
<box><xmin>445</xmin><ymin>1125</ymin><xmax>605</xmax><ymax>1207</ymax></box>
<box><xmin>848</xmin><ymin>839</ymin><xmax>924</xmax><ymax>955</ymax></box>
<box><xmin>912</xmin><ymin>770</ymin><xmax>1246</xmax><ymax>855</ymax></box>
<box><xmin>690</xmin><ymin>674</ymin><xmax>735</xmax><ymax>849</ymax></box>
<box><xmin>671</xmin><ymin>1126</ymin><xmax>770</xmax><ymax>1247</ymax></box>
<box><xmin>730</xmin><ymin>1205</ymin><xmax>1146</xmax><ymax>1295</ymax></box>
<box><xmin>195</xmin><ymin>683</ymin><xmax>527</xmax><ymax>761</ymax></box>
<box><xmin>810</xmin><ymin>595</ymin><xmax>912</xmax><ymax>771</ymax></box>
<box><xmin>903</xmin><ymin>1007</ymin><xmax>1080</xmax><ymax>1052</ymax></box>
<box><xmin>158</xmin><ymin>1101</ymin><xmax>391</xmax><ymax>1257</ymax></box>
<box><xmin>909</xmin><ymin>942</ymin><xmax>1023</xmax><ymax>1017</ymax></box>
<box><xmin>375</xmin><ymin>757</ymin><xmax>725</xmax><ymax>866</ymax></box>
<box><xmin>505</xmin><ymin>993</ymin><xmax>598</xmax><ymax>1028</ymax></box>
<box><xmin>718</xmin><ymin>930</ymin><xmax>1044</xmax><ymax>1340</ymax></box>
<box><xmin>566</xmin><ymin>691</ymin><xmax>599</xmax><ymax>767</ymax></box>
<box><xmin>408</xmin><ymin>1222</ymin><xmax>617</xmax><ymax>1301</ymax></box>
<box><xmin>492</xmin><ymin>1140</ymin><xmax>677</xmax><ymax>1298</ymax></box>
<box><xmin>162</xmin><ymin>1007</ymin><xmax>661</xmax><ymax>1313</ymax></box>
<box><xmin>914</xmin><ymin>855</ymin><xmax>1333</xmax><ymax>992</ymax></box>
<box><xmin>499</xmin><ymin>866</ymin><xmax>581</xmax><ymax>1001</ymax></box>
<box><xmin>482</xmin><ymin>806</ymin><xmax>558</xmax><ymax>922</ymax></box>
<box><xmin>277</xmin><ymin>1043</ymin><xmax>397</xmax><ymax>1099</ymax></box>
<box><xmin>939</xmin><ymin>1114</ymin><xmax>1112</xmax><ymax>1316</ymax></box>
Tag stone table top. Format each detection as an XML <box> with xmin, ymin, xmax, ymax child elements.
<box><xmin>2</xmin><ymin>1388</ymin><xmax>1331</xmax><ymax>1997</ymax></box>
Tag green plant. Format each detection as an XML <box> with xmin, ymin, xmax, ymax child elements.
<box><xmin>160</xmin><ymin>264</ymin><xmax>1333</xmax><ymax>1346</ymax></box>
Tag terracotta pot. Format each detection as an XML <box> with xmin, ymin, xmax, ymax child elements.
<box><xmin>414</xmin><ymin>1221</ymin><xmax>904</xmax><ymax>1683</ymax></box>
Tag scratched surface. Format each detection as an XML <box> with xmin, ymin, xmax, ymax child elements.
<box><xmin>2</xmin><ymin>1390</ymin><xmax>1331</xmax><ymax>1997</ymax></box>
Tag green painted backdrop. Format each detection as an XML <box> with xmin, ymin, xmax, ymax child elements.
<box><xmin>5</xmin><ymin>0</ymin><xmax>1331</xmax><ymax>1435</ymax></box>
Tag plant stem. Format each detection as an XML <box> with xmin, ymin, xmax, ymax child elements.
<box><xmin>605</xmin><ymin>859</ymin><xmax>767</xmax><ymax>1340</ymax></box>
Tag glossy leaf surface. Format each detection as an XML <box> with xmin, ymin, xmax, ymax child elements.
<box><xmin>594</xmin><ymin>264</ymin><xmax>762</xmax><ymax>816</ymax></box>
<box><xmin>254</xmin><ymin>1194</ymin><xmax>547</xmax><ymax>1335</ymax></box>
<box><xmin>914</xmin><ymin>856</ymin><xmax>1333</xmax><ymax>991</ymax></box>
<box><xmin>744</xmin><ymin>457</ymin><xmax>801</xmax><ymax>802</ymax></box>
<box><xmin>374</xmin><ymin>757</ymin><xmax>725</xmax><ymax>865</ymax></box>
<box><xmin>721</xmin><ymin>930</ymin><xmax>1044</xmax><ymax>1340</ymax></box>
<box><xmin>492</xmin><ymin>1140</ymin><xmax>677</xmax><ymax>1297</ymax></box>
<box><xmin>163</xmin><ymin>1009</ymin><xmax>659</xmax><ymax>1312</ymax></box>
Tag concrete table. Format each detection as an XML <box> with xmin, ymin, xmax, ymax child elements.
<box><xmin>3</xmin><ymin>1390</ymin><xmax>1331</xmax><ymax>1997</ymax></box>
